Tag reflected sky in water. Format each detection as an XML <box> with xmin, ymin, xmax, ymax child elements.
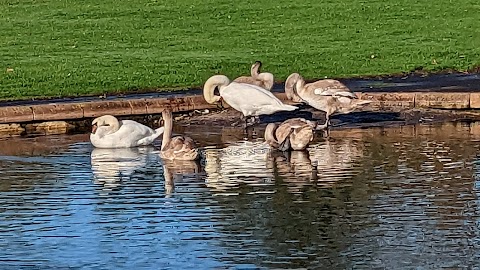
<box><xmin>1</xmin><ymin>122</ymin><xmax>480</xmax><ymax>269</ymax></box>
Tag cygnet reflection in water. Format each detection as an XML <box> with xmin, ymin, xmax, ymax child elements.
<box><xmin>163</xmin><ymin>159</ymin><xmax>203</xmax><ymax>197</ymax></box>
<box><xmin>269</xmin><ymin>150</ymin><xmax>319</xmax><ymax>194</ymax></box>
<box><xmin>203</xmin><ymin>138</ymin><xmax>361</xmax><ymax>193</ymax></box>
<box><xmin>307</xmin><ymin>138</ymin><xmax>365</xmax><ymax>187</ymax></box>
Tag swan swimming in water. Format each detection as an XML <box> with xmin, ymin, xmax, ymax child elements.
<box><xmin>233</xmin><ymin>61</ymin><xmax>274</xmax><ymax>90</ymax></box>
<box><xmin>285</xmin><ymin>73</ymin><xmax>371</xmax><ymax>129</ymax></box>
<box><xmin>264</xmin><ymin>118</ymin><xmax>317</xmax><ymax>151</ymax></box>
<box><xmin>159</xmin><ymin>110</ymin><xmax>199</xmax><ymax>161</ymax></box>
<box><xmin>90</xmin><ymin>115</ymin><xmax>164</xmax><ymax>148</ymax></box>
<box><xmin>203</xmin><ymin>74</ymin><xmax>298</xmax><ymax>127</ymax></box>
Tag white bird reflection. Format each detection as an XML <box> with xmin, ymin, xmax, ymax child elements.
<box><xmin>204</xmin><ymin>137</ymin><xmax>364</xmax><ymax>193</ymax></box>
<box><xmin>204</xmin><ymin>141</ymin><xmax>274</xmax><ymax>191</ymax></box>
<box><xmin>90</xmin><ymin>147</ymin><xmax>154</xmax><ymax>190</ymax></box>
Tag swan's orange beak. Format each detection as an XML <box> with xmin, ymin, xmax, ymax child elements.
<box><xmin>91</xmin><ymin>124</ymin><xmax>97</xmax><ymax>134</ymax></box>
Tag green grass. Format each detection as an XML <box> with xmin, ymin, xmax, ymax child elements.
<box><xmin>1</xmin><ymin>0</ymin><xmax>480</xmax><ymax>100</ymax></box>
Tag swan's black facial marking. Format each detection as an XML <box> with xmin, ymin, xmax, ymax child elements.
<box><xmin>214</xmin><ymin>86</ymin><xmax>220</xmax><ymax>96</ymax></box>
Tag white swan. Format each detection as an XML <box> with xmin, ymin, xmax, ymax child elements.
<box><xmin>233</xmin><ymin>61</ymin><xmax>274</xmax><ymax>90</ymax></box>
<box><xmin>90</xmin><ymin>115</ymin><xmax>164</xmax><ymax>148</ymax></box>
<box><xmin>203</xmin><ymin>75</ymin><xmax>298</xmax><ymax>126</ymax></box>
<box><xmin>285</xmin><ymin>73</ymin><xmax>371</xmax><ymax>129</ymax></box>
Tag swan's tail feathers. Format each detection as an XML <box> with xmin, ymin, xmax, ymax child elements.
<box><xmin>354</xmin><ymin>100</ymin><xmax>373</xmax><ymax>108</ymax></box>
<box><xmin>136</xmin><ymin>127</ymin><xmax>165</xmax><ymax>146</ymax></box>
<box><xmin>282</xmin><ymin>104</ymin><xmax>298</xmax><ymax>111</ymax></box>
<box><xmin>357</xmin><ymin>100</ymin><xmax>372</xmax><ymax>105</ymax></box>
<box><xmin>186</xmin><ymin>148</ymin><xmax>200</xmax><ymax>161</ymax></box>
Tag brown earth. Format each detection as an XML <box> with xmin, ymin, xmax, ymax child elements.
<box><xmin>1</xmin><ymin>72</ymin><xmax>480</xmax><ymax>137</ymax></box>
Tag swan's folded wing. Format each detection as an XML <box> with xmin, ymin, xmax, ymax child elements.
<box><xmin>116</xmin><ymin>121</ymin><xmax>157</xmax><ymax>145</ymax></box>
<box><xmin>223</xmin><ymin>83</ymin><xmax>284</xmax><ymax>107</ymax></box>
<box><xmin>162</xmin><ymin>136</ymin><xmax>198</xmax><ymax>160</ymax></box>
<box><xmin>233</xmin><ymin>76</ymin><xmax>255</xmax><ymax>84</ymax></box>
<box><xmin>314</xmin><ymin>88</ymin><xmax>357</xmax><ymax>99</ymax></box>
<box><xmin>311</xmin><ymin>80</ymin><xmax>356</xmax><ymax>99</ymax></box>
<box><xmin>165</xmin><ymin>136</ymin><xmax>197</xmax><ymax>152</ymax></box>
<box><xmin>275</xmin><ymin>124</ymin><xmax>295</xmax><ymax>147</ymax></box>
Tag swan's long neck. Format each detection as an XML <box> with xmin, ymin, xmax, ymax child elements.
<box><xmin>161</xmin><ymin>111</ymin><xmax>173</xmax><ymax>151</ymax></box>
<box><xmin>251</xmin><ymin>61</ymin><xmax>261</xmax><ymax>78</ymax></box>
<box><xmin>106</xmin><ymin>117</ymin><xmax>121</xmax><ymax>135</ymax></box>
<box><xmin>285</xmin><ymin>73</ymin><xmax>302</xmax><ymax>102</ymax></box>
<box><xmin>294</xmin><ymin>76</ymin><xmax>306</xmax><ymax>97</ymax></box>
<box><xmin>264</xmin><ymin>123</ymin><xmax>279</xmax><ymax>147</ymax></box>
<box><xmin>203</xmin><ymin>75</ymin><xmax>228</xmax><ymax>104</ymax></box>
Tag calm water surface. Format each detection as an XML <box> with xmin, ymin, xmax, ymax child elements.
<box><xmin>1</xmin><ymin>122</ymin><xmax>480</xmax><ymax>269</ymax></box>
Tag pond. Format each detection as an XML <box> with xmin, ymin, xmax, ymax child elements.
<box><xmin>1</xmin><ymin>122</ymin><xmax>480</xmax><ymax>269</ymax></box>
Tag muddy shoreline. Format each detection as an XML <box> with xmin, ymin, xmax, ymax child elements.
<box><xmin>1</xmin><ymin>71</ymin><xmax>480</xmax><ymax>137</ymax></box>
<box><xmin>2</xmin><ymin>108</ymin><xmax>480</xmax><ymax>158</ymax></box>
<box><xmin>9</xmin><ymin>106</ymin><xmax>478</xmax><ymax>138</ymax></box>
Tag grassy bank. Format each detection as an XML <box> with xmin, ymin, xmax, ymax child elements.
<box><xmin>1</xmin><ymin>0</ymin><xmax>479</xmax><ymax>100</ymax></box>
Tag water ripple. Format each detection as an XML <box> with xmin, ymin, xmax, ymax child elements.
<box><xmin>0</xmin><ymin>123</ymin><xmax>480</xmax><ymax>269</ymax></box>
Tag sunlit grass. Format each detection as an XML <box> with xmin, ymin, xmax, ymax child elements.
<box><xmin>1</xmin><ymin>0</ymin><xmax>479</xmax><ymax>99</ymax></box>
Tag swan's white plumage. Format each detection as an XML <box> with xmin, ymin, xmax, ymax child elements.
<box><xmin>90</xmin><ymin>116</ymin><xmax>164</xmax><ymax>148</ymax></box>
<box><xmin>219</xmin><ymin>81</ymin><xmax>297</xmax><ymax>117</ymax></box>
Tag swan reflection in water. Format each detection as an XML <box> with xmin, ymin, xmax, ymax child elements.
<box><xmin>204</xmin><ymin>141</ymin><xmax>274</xmax><ymax>191</ymax></box>
<box><xmin>90</xmin><ymin>137</ymin><xmax>364</xmax><ymax>195</ymax></box>
<box><xmin>204</xmin><ymin>137</ymin><xmax>364</xmax><ymax>193</ymax></box>
<box><xmin>162</xmin><ymin>160</ymin><xmax>202</xmax><ymax>197</ymax></box>
<box><xmin>272</xmin><ymin>138</ymin><xmax>364</xmax><ymax>192</ymax></box>
<box><xmin>91</xmin><ymin>147</ymin><xmax>203</xmax><ymax>196</ymax></box>
<box><xmin>269</xmin><ymin>150</ymin><xmax>318</xmax><ymax>194</ymax></box>
<box><xmin>90</xmin><ymin>147</ymin><xmax>155</xmax><ymax>190</ymax></box>
<box><xmin>307</xmin><ymin>138</ymin><xmax>364</xmax><ymax>187</ymax></box>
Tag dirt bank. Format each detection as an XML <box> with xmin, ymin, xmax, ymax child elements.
<box><xmin>1</xmin><ymin>72</ymin><xmax>480</xmax><ymax>137</ymax></box>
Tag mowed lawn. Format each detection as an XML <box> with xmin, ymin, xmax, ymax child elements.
<box><xmin>1</xmin><ymin>0</ymin><xmax>479</xmax><ymax>100</ymax></box>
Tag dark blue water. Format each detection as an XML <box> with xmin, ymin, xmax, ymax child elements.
<box><xmin>1</xmin><ymin>122</ymin><xmax>480</xmax><ymax>269</ymax></box>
